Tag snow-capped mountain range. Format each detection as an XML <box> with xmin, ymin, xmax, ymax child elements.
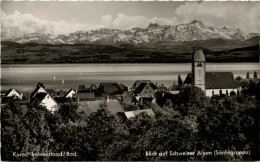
<box><xmin>4</xmin><ymin>20</ymin><xmax>258</xmax><ymax>44</ymax></box>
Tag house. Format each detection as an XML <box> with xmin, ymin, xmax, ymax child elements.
<box><xmin>133</xmin><ymin>81</ymin><xmax>158</xmax><ymax>97</ymax></box>
<box><xmin>184</xmin><ymin>49</ymin><xmax>239</xmax><ymax>97</ymax></box>
<box><xmin>30</xmin><ymin>85</ymin><xmax>47</xmax><ymax>99</ymax></box>
<box><xmin>46</xmin><ymin>89</ymin><xmax>66</xmax><ymax>98</ymax></box>
<box><xmin>132</xmin><ymin>81</ymin><xmax>158</xmax><ymax>105</ymax></box>
<box><xmin>31</xmin><ymin>92</ymin><xmax>58</xmax><ymax>112</ymax></box>
<box><xmin>5</xmin><ymin>89</ymin><xmax>23</xmax><ymax>100</ymax></box>
<box><xmin>99</xmin><ymin>83</ymin><xmax>128</xmax><ymax>96</ymax></box>
<box><xmin>65</xmin><ymin>89</ymin><xmax>76</xmax><ymax>98</ymax></box>
<box><xmin>73</xmin><ymin>92</ymin><xmax>96</xmax><ymax>101</ymax></box>
<box><xmin>157</xmin><ymin>84</ymin><xmax>168</xmax><ymax>91</ymax></box>
<box><xmin>132</xmin><ymin>80</ymin><xmax>153</xmax><ymax>91</ymax></box>
<box><xmin>77</xmin><ymin>97</ymin><xmax>124</xmax><ymax>116</ymax></box>
<box><xmin>123</xmin><ymin>109</ymin><xmax>155</xmax><ymax>119</ymax></box>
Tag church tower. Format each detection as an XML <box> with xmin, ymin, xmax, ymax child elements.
<box><xmin>192</xmin><ymin>49</ymin><xmax>206</xmax><ymax>92</ymax></box>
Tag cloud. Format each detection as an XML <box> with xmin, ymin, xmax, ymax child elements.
<box><xmin>174</xmin><ymin>2</ymin><xmax>259</xmax><ymax>33</ymax></box>
<box><xmin>2</xmin><ymin>2</ymin><xmax>258</xmax><ymax>40</ymax></box>
<box><xmin>1</xmin><ymin>10</ymin><xmax>104</xmax><ymax>39</ymax></box>
<box><xmin>101</xmin><ymin>13</ymin><xmax>179</xmax><ymax>30</ymax></box>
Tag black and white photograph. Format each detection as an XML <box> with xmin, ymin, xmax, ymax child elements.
<box><xmin>1</xmin><ymin>1</ymin><xmax>259</xmax><ymax>161</ymax></box>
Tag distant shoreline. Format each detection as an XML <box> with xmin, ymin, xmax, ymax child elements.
<box><xmin>1</xmin><ymin>61</ymin><xmax>259</xmax><ymax>65</ymax></box>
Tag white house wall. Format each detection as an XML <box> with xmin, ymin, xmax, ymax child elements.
<box><xmin>6</xmin><ymin>89</ymin><xmax>22</xmax><ymax>99</ymax></box>
<box><xmin>40</xmin><ymin>95</ymin><xmax>58</xmax><ymax>112</ymax></box>
<box><xmin>206</xmin><ymin>88</ymin><xmax>239</xmax><ymax>97</ymax></box>
<box><xmin>65</xmin><ymin>90</ymin><xmax>76</xmax><ymax>98</ymax></box>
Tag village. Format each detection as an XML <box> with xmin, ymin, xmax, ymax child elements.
<box><xmin>1</xmin><ymin>50</ymin><xmax>259</xmax><ymax>120</ymax></box>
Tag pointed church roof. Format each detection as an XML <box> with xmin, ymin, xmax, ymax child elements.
<box><xmin>193</xmin><ymin>50</ymin><xmax>205</xmax><ymax>62</ymax></box>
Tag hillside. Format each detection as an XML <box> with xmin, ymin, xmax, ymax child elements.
<box><xmin>1</xmin><ymin>38</ymin><xmax>259</xmax><ymax>64</ymax></box>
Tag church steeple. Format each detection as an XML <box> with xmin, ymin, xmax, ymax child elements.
<box><xmin>192</xmin><ymin>49</ymin><xmax>206</xmax><ymax>92</ymax></box>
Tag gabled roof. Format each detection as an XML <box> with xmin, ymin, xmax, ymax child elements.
<box><xmin>133</xmin><ymin>82</ymin><xmax>158</xmax><ymax>94</ymax></box>
<box><xmin>133</xmin><ymin>80</ymin><xmax>151</xmax><ymax>87</ymax></box>
<box><xmin>100</xmin><ymin>83</ymin><xmax>127</xmax><ymax>94</ymax></box>
<box><xmin>5</xmin><ymin>89</ymin><xmax>21</xmax><ymax>96</ymax></box>
<box><xmin>31</xmin><ymin>92</ymin><xmax>58</xmax><ymax>106</ymax></box>
<box><xmin>30</xmin><ymin>86</ymin><xmax>46</xmax><ymax>99</ymax></box>
<box><xmin>74</xmin><ymin>93</ymin><xmax>95</xmax><ymax>99</ymax></box>
<box><xmin>33</xmin><ymin>92</ymin><xmax>48</xmax><ymax>101</ymax></box>
<box><xmin>184</xmin><ymin>72</ymin><xmax>238</xmax><ymax>89</ymax></box>
<box><xmin>134</xmin><ymin>83</ymin><xmax>147</xmax><ymax>94</ymax></box>
<box><xmin>184</xmin><ymin>73</ymin><xmax>193</xmax><ymax>85</ymax></box>
<box><xmin>65</xmin><ymin>89</ymin><xmax>76</xmax><ymax>97</ymax></box>
<box><xmin>124</xmin><ymin>109</ymin><xmax>155</xmax><ymax>119</ymax></box>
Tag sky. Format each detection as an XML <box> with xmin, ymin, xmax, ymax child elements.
<box><xmin>1</xmin><ymin>1</ymin><xmax>259</xmax><ymax>38</ymax></box>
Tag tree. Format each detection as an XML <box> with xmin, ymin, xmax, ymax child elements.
<box><xmin>36</xmin><ymin>82</ymin><xmax>45</xmax><ymax>89</ymax></box>
<box><xmin>58</xmin><ymin>102</ymin><xmax>79</xmax><ymax>123</ymax></box>
<box><xmin>253</xmin><ymin>71</ymin><xmax>257</xmax><ymax>79</ymax></box>
<box><xmin>246</xmin><ymin>72</ymin><xmax>250</xmax><ymax>79</ymax></box>
<box><xmin>178</xmin><ymin>75</ymin><xmax>183</xmax><ymax>87</ymax></box>
<box><xmin>175</xmin><ymin>86</ymin><xmax>210</xmax><ymax>116</ymax></box>
<box><xmin>235</xmin><ymin>76</ymin><xmax>243</xmax><ymax>81</ymax></box>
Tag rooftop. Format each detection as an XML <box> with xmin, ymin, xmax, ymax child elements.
<box><xmin>184</xmin><ymin>72</ymin><xmax>239</xmax><ymax>89</ymax></box>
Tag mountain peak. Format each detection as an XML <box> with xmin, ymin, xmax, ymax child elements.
<box><xmin>190</xmin><ymin>20</ymin><xmax>204</xmax><ymax>25</ymax></box>
<box><xmin>147</xmin><ymin>23</ymin><xmax>160</xmax><ymax>28</ymax></box>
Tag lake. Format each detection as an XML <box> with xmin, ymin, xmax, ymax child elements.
<box><xmin>1</xmin><ymin>63</ymin><xmax>259</xmax><ymax>94</ymax></box>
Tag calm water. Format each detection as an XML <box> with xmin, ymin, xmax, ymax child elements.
<box><xmin>1</xmin><ymin>63</ymin><xmax>259</xmax><ymax>94</ymax></box>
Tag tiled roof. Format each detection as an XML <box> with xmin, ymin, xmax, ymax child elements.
<box><xmin>184</xmin><ymin>72</ymin><xmax>239</xmax><ymax>89</ymax></box>
<box><xmin>64</xmin><ymin>89</ymin><xmax>75</xmax><ymax>97</ymax></box>
<box><xmin>54</xmin><ymin>97</ymin><xmax>76</xmax><ymax>104</ymax></box>
<box><xmin>5</xmin><ymin>89</ymin><xmax>14</xmax><ymax>96</ymax></box>
<box><xmin>133</xmin><ymin>80</ymin><xmax>151</xmax><ymax>87</ymax></box>
<box><xmin>30</xmin><ymin>86</ymin><xmax>46</xmax><ymax>99</ymax></box>
<box><xmin>134</xmin><ymin>83</ymin><xmax>147</xmax><ymax>94</ymax></box>
<box><xmin>100</xmin><ymin>83</ymin><xmax>127</xmax><ymax>94</ymax></box>
<box><xmin>74</xmin><ymin>93</ymin><xmax>95</xmax><ymax>99</ymax></box>
<box><xmin>133</xmin><ymin>82</ymin><xmax>158</xmax><ymax>94</ymax></box>
<box><xmin>78</xmin><ymin>99</ymin><xmax>124</xmax><ymax>115</ymax></box>
<box><xmin>33</xmin><ymin>92</ymin><xmax>48</xmax><ymax>101</ymax></box>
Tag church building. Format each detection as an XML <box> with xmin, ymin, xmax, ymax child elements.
<box><xmin>184</xmin><ymin>49</ymin><xmax>240</xmax><ymax>97</ymax></box>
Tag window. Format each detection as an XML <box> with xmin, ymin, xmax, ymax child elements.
<box><xmin>197</xmin><ymin>63</ymin><xmax>203</xmax><ymax>67</ymax></box>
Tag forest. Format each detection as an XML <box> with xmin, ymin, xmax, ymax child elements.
<box><xmin>1</xmin><ymin>81</ymin><xmax>259</xmax><ymax>161</ymax></box>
